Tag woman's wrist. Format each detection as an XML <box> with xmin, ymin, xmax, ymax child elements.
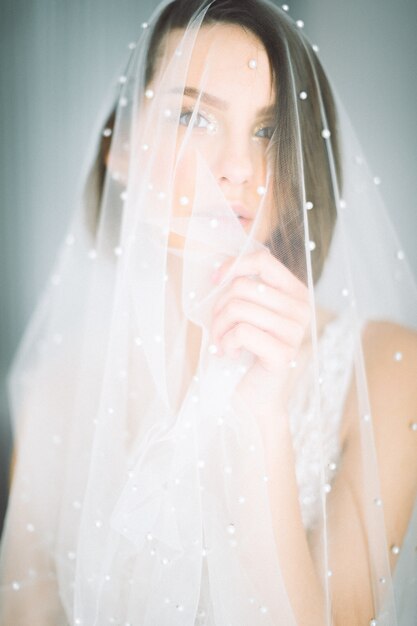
<box><xmin>255</xmin><ymin>404</ymin><xmax>291</xmax><ymax>443</ymax></box>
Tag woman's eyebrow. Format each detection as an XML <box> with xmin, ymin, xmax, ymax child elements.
<box><xmin>170</xmin><ymin>86</ymin><xmax>228</xmax><ymax>110</ymax></box>
<box><xmin>169</xmin><ymin>86</ymin><xmax>275</xmax><ymax>116</ymax></box>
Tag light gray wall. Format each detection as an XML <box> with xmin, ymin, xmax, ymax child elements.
<box><xmin>1</xmin><ymin>0</ymin><xmax>415</xmax><ymax>529</ymax></box>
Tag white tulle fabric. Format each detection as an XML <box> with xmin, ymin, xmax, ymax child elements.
<box><xmin>1</xmin><ymin>1</ymin><xmax>416</xmax><ymax>625</ymax></box>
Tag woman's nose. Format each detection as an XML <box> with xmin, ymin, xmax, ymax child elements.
<box><xmin>216</xmin><ymin>139</ymin><xmax>254</xmax><ymax>186</ymax></box>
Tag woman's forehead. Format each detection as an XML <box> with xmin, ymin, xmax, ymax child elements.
<box><xmin>157</xmin><ymin>24</ymin><xmax>275</xmax><ymax>110</ymax></box>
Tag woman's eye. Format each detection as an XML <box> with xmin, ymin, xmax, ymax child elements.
<box><xmin>179</xmin><ymin>110</ymin><xmax>212</xmax><ymax>130</ymax></box>
<box><xmin>255</xmin><ymin>126</ymin><xmax>274</xmax><ymax>140</ymax></box>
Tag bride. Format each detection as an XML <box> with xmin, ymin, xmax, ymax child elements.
<box><xmin>1</xmin><ymin>1</ymin><xmax>416</xmax><ymax>624</ymax></box>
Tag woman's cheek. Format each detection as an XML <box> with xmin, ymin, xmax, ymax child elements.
<box><xmin>172</xmin><ymin>149</ymin><xmax>197</xmax><ymax>218</ymax></box>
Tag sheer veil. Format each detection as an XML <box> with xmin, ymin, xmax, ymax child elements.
<box><xmin>1</xmin><ymin>1</ymin><xmax>416</xmax><ymax>624</ymax></box>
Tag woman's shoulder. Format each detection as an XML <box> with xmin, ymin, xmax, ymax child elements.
<box><xmin>361</xmin><ymin>318</ymin><xmax>417</xmax><ymax>387</ymax></box>
<box><xmin>331</xmin><ymin>314</ymin><xmax>417</xmax><ymax>447</ymax></box>
<box><xmin>340</xmin><ymin>318</ymin><xmax>417</xmax><ymax>446</ymax></box>
<box><xmin>362</xmin><ymin>319</ymin><xmax>417</xmax><ymax>441</ymax></box>
<box><xmin>362</xmin><ymin>316</ymin><xmax>417</xmax><ymax>343</ymax></box>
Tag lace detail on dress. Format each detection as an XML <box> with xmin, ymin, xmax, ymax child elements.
<box><xmin>289</xmin><ymin>312</ymin><xmax>360</xmax><ymax>530</ymax></box>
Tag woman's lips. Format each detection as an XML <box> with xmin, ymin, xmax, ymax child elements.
<box><xmin>181</xmin><ymin>203</ymin><xmax>254</xmax><ymax>227</ymax></box>
<box><xmin>238</xmin><ymin>216</ymin><xmax>252</xmax><ymax>227</ymax></box>
<box><xmin>230</xmin><ymin>203</ymin><xmax>253</xmax><ymax>221</ymax></box>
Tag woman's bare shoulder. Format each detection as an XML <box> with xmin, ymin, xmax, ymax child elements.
<box><xmin>362</xmin><ymin>317</ymin><xmax>417</xmax><ymax>346</ymax></box>
<box><xmin>361</xmin><ymin>319</ymin><xmax>417</xmax><ymax>390</ymax></box>
<box><xmin>352</xmin><ymin>319</ymin><xmax>417</xmax><ymax>471</ymax></box>
<box><xmin>340</xmin><ymin>318</ymin><xmax>417</xmax><ymax>447</ymax></box>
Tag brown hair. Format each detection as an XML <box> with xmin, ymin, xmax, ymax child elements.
<box><xmin>94</xmin><ymin>0</ymin><xmax>342</xmax><ymax>283</ymax></box>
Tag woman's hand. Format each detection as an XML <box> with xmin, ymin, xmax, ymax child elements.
<box><xmin>210</xmin><ymin>248</ymin><xmax>311</xmax><ymax>420</ymax></box>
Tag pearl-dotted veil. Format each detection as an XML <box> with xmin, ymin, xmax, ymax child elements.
<box><xmin>1</xmin><ymin>1</ymin><xmax>416</xmax><ymax>624</ymax></box>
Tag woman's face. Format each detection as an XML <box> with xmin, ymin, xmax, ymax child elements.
<box><xmin>146</xmin><ymin>23</ymin><xmax>277</xmax><ymax>249</ymax></box>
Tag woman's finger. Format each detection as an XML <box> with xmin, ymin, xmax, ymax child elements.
<box><xmin>212</xmin><ymin>298</ymin><xmax>306</xmax><ymax>351</ymax></box>
<box><xmin>212</xmin><ymin>275</ymin><xmax>311</xmax><ymax>326</ymax></box>
<box><xmin>220</xmin><ymin>322</ymin><xmax>297</xmax><ymax>372</ymax></box>
<box><xmin>212</xmin><ymin>248</ymin><xmax>308</xmax><ymax>302</ymax></box>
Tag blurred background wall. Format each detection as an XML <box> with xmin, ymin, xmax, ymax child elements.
<box><xmin>1</xmin><ymin>0</ymin><xmax>416</xmax><ymax>533</ymax></box>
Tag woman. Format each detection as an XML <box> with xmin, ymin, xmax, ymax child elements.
<box><xmin>1</xmin><ymin>0</ymin><xmax>416</xmax><ymax>624</ymax></box>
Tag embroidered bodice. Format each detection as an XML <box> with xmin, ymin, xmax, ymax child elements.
<box><xmin>289</xmin><ymin>312</ymin><xmax>357</xmax><ymax>529</ymax></box>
